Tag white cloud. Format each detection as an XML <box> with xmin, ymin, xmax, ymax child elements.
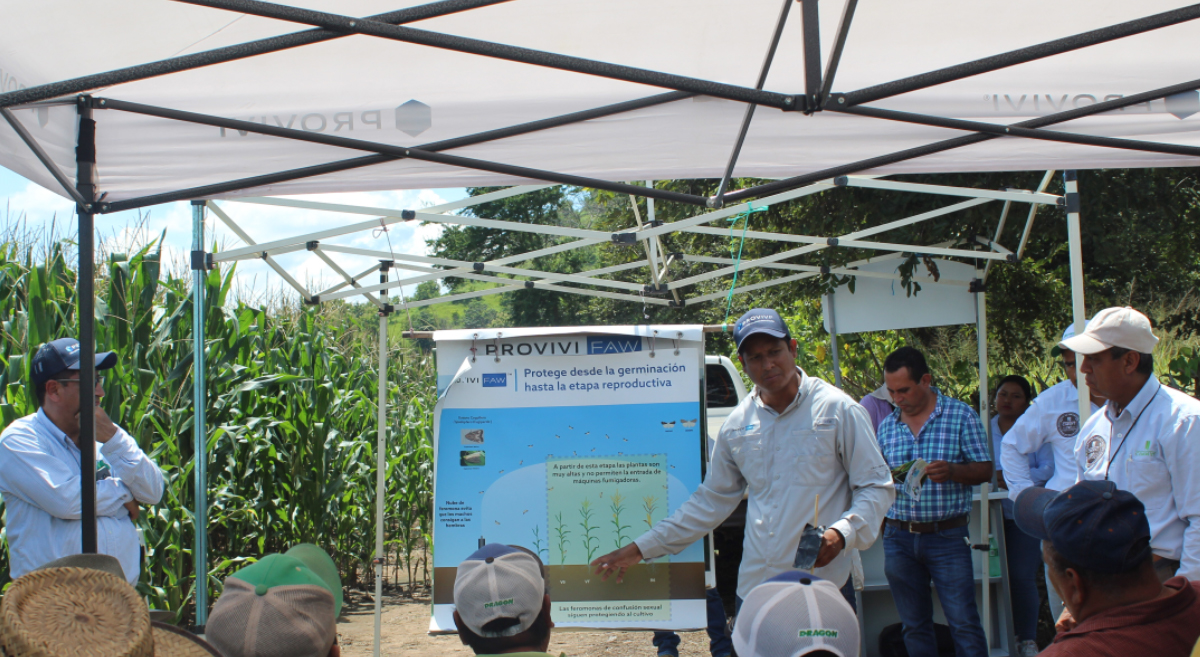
<box><xmin>1</xmin><ymin>180</ymin><xmax>76</xmax><ymax>229</ymax></box>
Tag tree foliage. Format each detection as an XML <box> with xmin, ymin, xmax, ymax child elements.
<box><xmin>428</xmin><ymin>169</ymin><xmax>1200</xmax><ymax>396</ymax></box>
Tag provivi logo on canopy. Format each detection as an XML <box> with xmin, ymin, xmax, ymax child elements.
<box><xmin>218</xmin><ymin>99</ymin><xmax>432</xmax><ymax>137</ymax></box>
<box><xmin>982</xmin><ymin>91</ymin><xmax>1199</xmax><ymax>119</ymax></box>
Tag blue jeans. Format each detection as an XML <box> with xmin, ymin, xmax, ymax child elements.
<box><xmin>883</xmin><ymin>523</ymin><xmax>989</xmax><ymax>657</ymax></box>
<box><xmin>653</xmin><ymin>587</ymin><xmax>732</xmax><ymax>657</ymax></box>
<box><xmin>1004</xmin><ymin>518</ymin><xmax>1042</xmax><ymax>642</ymax></box>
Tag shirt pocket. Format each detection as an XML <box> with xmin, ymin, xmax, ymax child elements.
<box><xmin>1127</xmin><ymin>458</ymin><xmax>1171</xmax><ymax>511</ymax></box>
<box><xmin>726</xmin><ymin>433</ymin><xmax>766</xmax><ymax>477</ymax></box>
<box><xmin>790</xmin><ymin>428</ymin><xmax>838</xmax><ymax>486</ymax></box>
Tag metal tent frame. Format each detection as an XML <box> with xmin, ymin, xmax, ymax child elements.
<box><xmin>192</xmin><ymin>169</ymin><xmax>1067</xmax><ymax>652</ymax></box>
<box><xmin>3</xmin><ymin>0</ymin><xmax>1186</xmax><ymax>649</ymax></box>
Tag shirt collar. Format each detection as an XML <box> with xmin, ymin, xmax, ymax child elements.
<box><xmin>1106</xmin><ymin>375</ymin><xmax>1161</xmax><ymax>423</ymax></box>
<box><xmin>35</xmin><ymin>407</ymin><xmax>76</xmax><ymax>450</ymax></box>
<box><xmin>1057</xmin><ymin>576</ymin><xmax>1192</xmax><ymax>639</ymax></box>
<box><xmin>751</xmin><ymin>366</ymin><xmax>808</xmax><ymax>417</ymax></box>
<box><xmin>888</xmin><ymin>388</ymin><xmax>944</xmax><ymax>421</ymax></box>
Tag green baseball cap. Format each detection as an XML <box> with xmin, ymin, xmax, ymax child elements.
<box><xmin>227</xmin><ymin>544</ymin><xmax>343</xmax><ymax>617</ymax></box>
<box><xmin>285</xmin><ymin>543</ymin><xmax>344</xmax><ymax>618</ymax></box>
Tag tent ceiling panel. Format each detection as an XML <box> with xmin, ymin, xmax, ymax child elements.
<box><xmin>1</xmin><ymin>0</ymin><xmax>1198</xmax><ymax>203</ymax></box>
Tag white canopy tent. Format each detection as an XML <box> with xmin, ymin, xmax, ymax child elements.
<box><xmin>3</xmin><ymin>0</ymin><xmax>1199</xmax><ymax>651</ymax></box>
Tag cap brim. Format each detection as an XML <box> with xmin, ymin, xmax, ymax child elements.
<box><xmin>66</xmin><ymin>351</ymin><xmax>118</xmax><ymax>371</ymax></box>
<box><xmin>735</xmin><ymin>328</ymin><xmax>788</xmax><ymax>350</ymax></box>
<box><xmin>1059</xmin><ymin>334</ymin><xmax>1109</xmax><ymax>355</ymax></box>
<box><xmin>1013</xmin><ymin>487</ymin><xmax>1058</xmax><ymax>541</ymax></box>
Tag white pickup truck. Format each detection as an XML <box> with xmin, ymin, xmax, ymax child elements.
<box><xmin>705</xmin><ymin>354</ymin><xmax>748</xmax><ymax>442</ymax></box>
<box><xmin>704</xmin><ymin>355</ymin><xmax>749</xmax><ymax>531</ymax></box>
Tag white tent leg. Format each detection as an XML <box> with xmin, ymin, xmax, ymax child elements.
<box><xmin>975</xmin><ymin>274</ymin><xmax>992</xmax><ymax>649</ymax></box>
<box><xmin>826</xmin><ymin>293</ymin><xmax>842</xmax><ymax>388</ymax></box>
<box><xmin>1064</xmin><ymin>171</ymin><xmax>1092</xmax><ymax>424</ymax></box>
<box><xmin>373</xmin><ymin>303</ymin><xmax>388</xmax><ymax>657</ymax></box>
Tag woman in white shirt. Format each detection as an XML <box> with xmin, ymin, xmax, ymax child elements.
<box><xmin>992</xmin><ymin>375</ymin><xmax>1053</xmax><ymax>657</ymax></box>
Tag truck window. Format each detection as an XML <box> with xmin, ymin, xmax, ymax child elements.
<box><xmin>706</xmin><ymin>363</ymin><xmax>739</xmax><ymax>408</ymax></box>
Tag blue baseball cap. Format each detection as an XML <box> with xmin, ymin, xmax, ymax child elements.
<box><xmin>31</xmin><ymin>338</ymin><xmax>117</xmax><ymax>385</ymax></box>
<box><xmin>733</xmin><ymin>308</ymin><xmax>791</xmax><ymax>352</ymax></box>
<box><xmin>1014</xmin><ymin>481</ymin><xmax>1151</xmax><ymax>574</ymax></box>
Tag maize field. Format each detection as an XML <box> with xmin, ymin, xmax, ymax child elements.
<box><xmin>0</xmin><ymin>230</ymin><xmax>436</xmax><ymax>623</ymax></box>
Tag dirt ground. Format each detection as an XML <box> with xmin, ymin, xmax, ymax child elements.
<box><xmin>336</xmin><ymin>590</ymin><xmax>714</xmax><ymax>657</ymax></box>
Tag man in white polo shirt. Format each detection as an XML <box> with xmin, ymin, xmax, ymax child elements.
<box><xmin>1001</xmin><ymin>323</ymin><xmax>1106</xmax><ymax>616</ymax></box>
<box><xmin>1060</xmin><ymin>307</ymin><xmax>1200</xmax><ymax>585</ymax></box>
<box><xmin>1001</xmin><ymin>322</ymin><xmax>1105</xmax><ymax>502</ymax></box>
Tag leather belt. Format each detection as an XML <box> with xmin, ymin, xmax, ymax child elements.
<box><xmin>886</xmin><ymin>514</ymin><xmax>970</xmax><ymax>534</ymax></box>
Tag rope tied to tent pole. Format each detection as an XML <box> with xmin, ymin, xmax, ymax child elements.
<box><xmin>723</xmin><ymin>202</ymin><xmax>768</xmax><ymax>324</ymax></box>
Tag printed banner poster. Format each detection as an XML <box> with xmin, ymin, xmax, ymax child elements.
<box><xmin>430</xmin><ymin>343</ymin><xmax>706</xmax><ymax>631</ymax></box>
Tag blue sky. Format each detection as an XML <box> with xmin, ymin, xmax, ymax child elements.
<box><xmin>0</xmin><ymin>165</ymin><xmax>467</xmax><ymax>303</ymax></box>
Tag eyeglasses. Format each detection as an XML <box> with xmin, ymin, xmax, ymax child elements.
<box><xmin>51</xmin><ymin>376</ymin><xmax>105</xmax><ymax>387</ymax></box>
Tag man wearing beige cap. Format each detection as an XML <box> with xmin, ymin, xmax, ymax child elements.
<box><xmin>1060</xmin><ymin>306</ymin><xmax>1200</xmax><ymax>585</ymax></box>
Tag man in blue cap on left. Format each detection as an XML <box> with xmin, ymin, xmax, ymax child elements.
<box><xmin>0</xmin><ymin>337</ymin><xmax>164</xmax><ymax>584</ymax></box>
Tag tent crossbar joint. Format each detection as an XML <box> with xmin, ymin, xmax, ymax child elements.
<box><xmin>190</xmin><ymin>250</ymin><xmax>214</xmax><ymax>271</ymax></box>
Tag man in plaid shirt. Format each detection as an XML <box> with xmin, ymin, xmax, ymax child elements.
<box><xmin>876</xmin><ymin>347</ymin><xmax>992</xmax><ymax>657</ymax></box>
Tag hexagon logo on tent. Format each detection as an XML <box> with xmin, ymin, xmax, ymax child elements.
<box><xmin>396</xmin><ymin>100</ymin><xmax>432</xmax><ymax>136</ymax></box>
<box><xmin>1164</xmin><ymin>91</ymin><xmax>1199</xmax><ymax>120</ymax></box>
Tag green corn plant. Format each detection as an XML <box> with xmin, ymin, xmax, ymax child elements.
<box><xmin>578</xmin><ymin>499</ymin><xmax>599</xmax><ymax>563</ymax></box>
<box><xmin>0</xmin><ymin>225</ymin><xmax>438</xmax><ymax>620</ymax></box>
<box><xmin>552</xmin><ymin>512</ymin><xmax>571</xmax><ymax>566</ymax></box>
<box><xmin>608</xmin><ymin>490</ymin><xmax>630</xmax><ymax>549</ymax></box>
<box><xmin>641</xmin><ymin>495</ymin><xmax>658</xmax><ymax>531</ymax></box>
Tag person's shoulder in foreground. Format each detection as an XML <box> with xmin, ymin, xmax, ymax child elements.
<box><xmin>1015</xmin><ymin>480</ymin><xmax>1200</xmax><ymax>657</ymax></box>
<box><xmin>454</xmin><ymin>543</ymin><xmax>562</xmax><ymax>657</ymax></box>
<box><xmin>0</xmin><ymin>553</ymin><xmax>218</xmax><ymax>656</ymax></box>
<box><xmin>207</xmin><ymin>543</ymin><xmax>344</xmax><ymax>657</ymax></box>
<box><xmin>732</xmin><ymin>570</ymin><xmax>859</xmax><ymax>657</ymax></box>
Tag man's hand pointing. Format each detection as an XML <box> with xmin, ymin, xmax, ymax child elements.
<box><xmin>591</xmin><ymin>543</ymin><xmax>644</xmax><ymax>583</ymax></box>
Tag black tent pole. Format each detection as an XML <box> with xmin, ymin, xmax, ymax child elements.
<box><xmin>75</xmin><ymin>95</ymin><xmax>98</xmax><ymax>554</ymax></box>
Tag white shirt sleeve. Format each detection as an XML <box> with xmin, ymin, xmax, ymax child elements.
<box><xmin>1001</xmin><ymin>406</ymin><xmax>1048</xmax><ymax>500</ymax></box>
<box><xmin>0</xmin><ymin>429</ymin><xmax>132</xmax><ymax>519</ymax></box>
<box><xmin>828</xmin><ymin>403</ymin><xmax>894</xmax><ymax>551</ymax></box>
<box><xmin>634</xmin><ymin>426</ymin><xmax>747</xmax><ymax>559</ymax></box>
<box><xmin>99</xmin><ymin>427</ymin><xmax>165</xmax><ymax>505</ymax></box>
<box><xmin>1164</xmin><ymin>414</ymin><xmax>1200</xmax><ymax>580</ymax></box>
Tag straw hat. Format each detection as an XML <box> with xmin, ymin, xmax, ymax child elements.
<box><xmin>0</xmin><ymin>558</ymin><xmax>218</xmax><ymax>657</ymax></box>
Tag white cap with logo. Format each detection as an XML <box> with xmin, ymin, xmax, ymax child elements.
<box><xmin>1058</xmin><ymin>306</ymin><xmax>1158</xmax><ymax>356</ymax></box>
<box><xmin>454</xmin><ymin>544</ymin><xmax>547</xmax><ymax>637</ymax></box>
<box><xmin>732</xmin><ymin>571</ymin><xmax>859</xmax><ymax>657</ymax></box>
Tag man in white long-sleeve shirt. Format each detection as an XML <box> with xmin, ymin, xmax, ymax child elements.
<box><xmin>592</xmin><ymin>309</ymin><xmax>895</xmax><ymax>605</ymax></box>
<box><xmin>1001</xmin><ymin>323</ymin><xmax>1104</xmax><ymax>501</ymax></box>
<box><xmin>1062</xmin><ymin>308</ymin><xmax>1200</xmax><ymax>584</ymax></box>
<box><xmin>0</xmin><ymin>338</ymin><xmax>164</xmax><ymax>584</ymax></box>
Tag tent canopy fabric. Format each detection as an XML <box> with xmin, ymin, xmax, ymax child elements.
<box><xmin>2</xmin><ymin>0</ymin><xmax>1200</xmax><ymax>207</ymax></box>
